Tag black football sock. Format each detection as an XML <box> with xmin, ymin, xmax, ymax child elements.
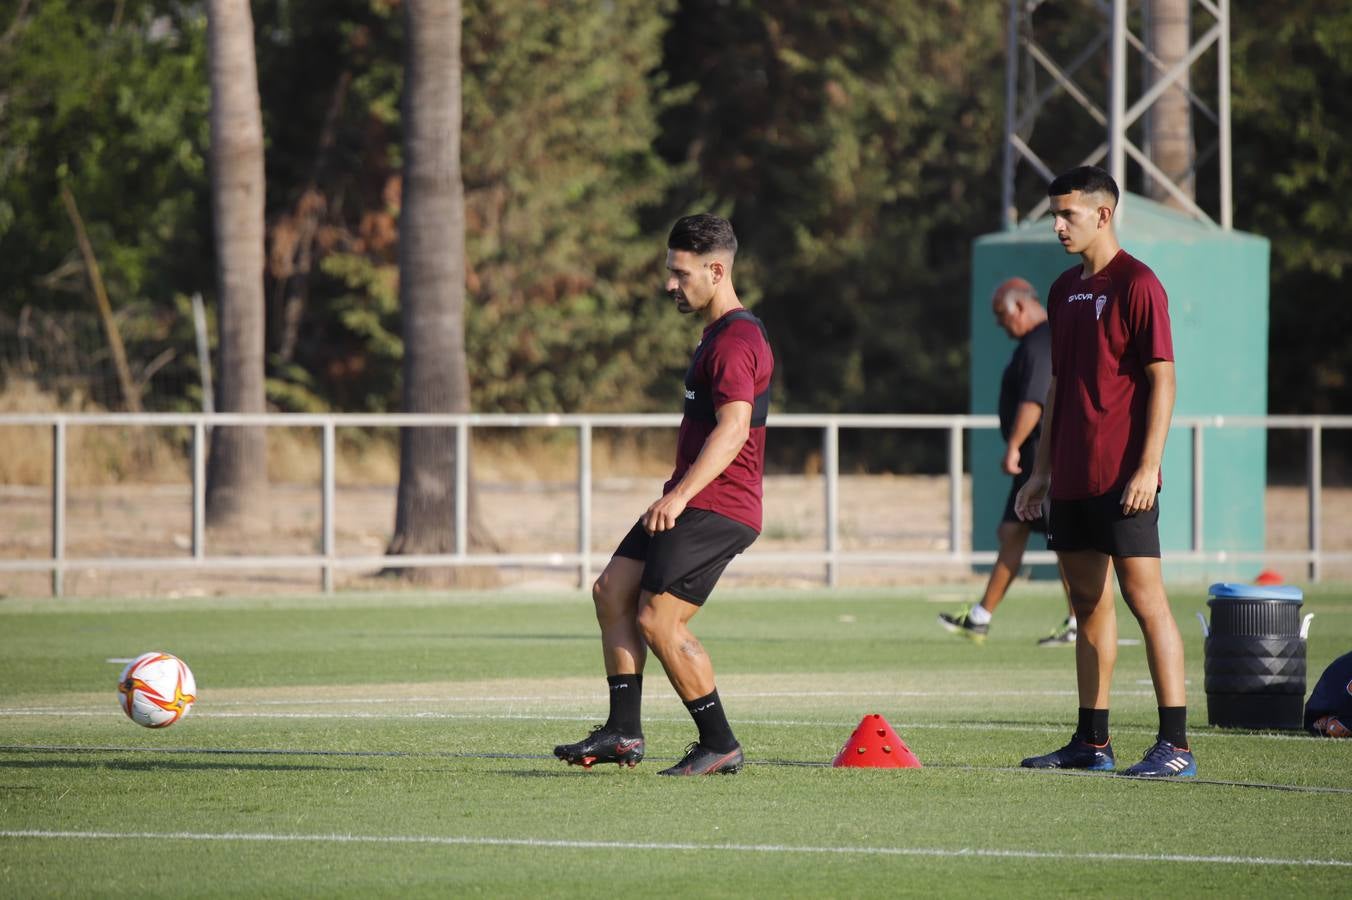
<box><xmin>1077</xmin><ymin>707</ymin><xmax>1110</xmax><ymax>746</ymax></box>
<box><xmin>604</xmin><ymin>674</ymin><xmax>643</xmax><ymax>735</ymax></box>
<box><xmin>1158</xmin><ymin>706</ymin><xmax>1188</xmax><ymax>748</ymax></box>
<box><xmin>684</xmin><ymin>689</ymin><xmax>738</xmax><ymax>753</ymax></box>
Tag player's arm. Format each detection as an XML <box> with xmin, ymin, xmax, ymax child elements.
<box><xmin>1013</xmin><ymin>377</ymin><xmax>1056</xmax><ymax>521</ymax></box>
<box><xmin>1120</xmin><ymin>359</ymin><xmax>1175</xmax><ymax>515</ymax></box>
<box><xmin>1002</xmin><ymin>401</ymin><xmax>1043</xmax><ymax>475</ymax></box>
<box><xmin>643</xmin><ymin>400</ymin><xmax>752</xmax><ymax>534</ymax></box>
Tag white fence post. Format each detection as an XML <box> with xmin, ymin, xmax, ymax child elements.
<box><xmin>322</xmin><ymin>420</ymin><xmax>336</xmax><ymax>593</ymax></box>
<box><xmin>823</xmin><ymin>422</ymin><xmax>839</xmax><ymax>587</ymax></box>
<box><xmin>51</xmin><ymin>419</ymin><xmax>66</xmax><ymax>598</ymax></box>
<box><xmin>578</xmin><ymin>421</ymin><xmax>592</xmax><ymax>589</ymax></box>
<box><xmin>1309</xmin><ymin>421</ymin><xmax>1323</xmax><ymax>583</ymax></box>
<box><xmin>948</xmin><ymin>424</ymin><xmax>963</xmax><ymax>561</ymax></box>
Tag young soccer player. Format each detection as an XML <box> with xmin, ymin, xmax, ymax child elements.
<box><xmin>553</xmin><ymin>214</ymin><xmax>773</xmax><ymax>776</ymax></box>
<box><xmin>1014</xmin><ymin>166</ymin><xmax>1196</xmax><ymax>778</ymax></box>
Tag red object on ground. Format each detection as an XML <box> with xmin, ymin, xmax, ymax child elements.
<box><xmin>1254</xmin><ymin>569</ymin><xmax>1284</xmax><ymax>586</ymax></box>
<box><xmin>832</xmin><ymin>713</ymin><xmax>922</xmax><ymax>768</ymax></box>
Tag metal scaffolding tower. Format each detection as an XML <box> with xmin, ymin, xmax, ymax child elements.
<box><xmin>1001</xmin><ymin>0</ymin><xmax>1232</xmax><ymax>230</ymax></box>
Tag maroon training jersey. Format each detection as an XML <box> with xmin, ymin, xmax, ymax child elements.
<box><xmin>664</xmin><ymin>310</ymin><xmax>774</xmax><ymax>532</ymax></box>
<box><xmin>1046</xmin><ymin>249</ymin><xmax>1174</xmax><ymax>500</ymax></box>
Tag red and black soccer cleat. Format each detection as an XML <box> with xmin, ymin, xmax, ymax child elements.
<box><xmin>553</xmin><ymin>725</ymin><xmax>645</xmax><ymax>769</ymax></box>
<box><xmin>657</xmin><ymin>742</ymin><xmax>744</xmax><ymax>776</ymax></box>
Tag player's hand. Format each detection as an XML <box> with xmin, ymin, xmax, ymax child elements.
<box><xmin>642</xmin><ymin>492</ymin><xmax>687</xmax><ymax>535</ymax></box>
<box><xmin>1002</xmin><ymin>443</ymin><xmax>1022</xmax><ymax>476</ymax></box>
<box><xmin>1013</xmin><ymin>472</ymin><xmax>1050</xmax><ymax>522</ymax></box>
<box><xmin>1120</xmin><ymin>466</ymin><xmax>1159</xmax><ymax>515</ymax></box>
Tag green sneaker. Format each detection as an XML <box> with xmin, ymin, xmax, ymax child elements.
<box><xmin>937</xmin><ymin>607</ymin><xmax>989</xmax><ymax>643</ymax></box>
<box><xmin>1037</xmin><ymin>617</ymin><xmax>1078</xmax><ymax>647</ymax></box>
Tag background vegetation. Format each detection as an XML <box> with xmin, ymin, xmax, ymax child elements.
<box><xmin>1</xmin><ymin>1</ymin><xmax>1348</xmax><ymax>431</ymax></box>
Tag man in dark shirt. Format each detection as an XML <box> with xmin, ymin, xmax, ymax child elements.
<box><xmin>1306</xmin><ymin>651</ymin><xmax>1352</xmax><ymax>738</ymax></box>
<box><xmin>939</xmin><ymin>278</ymin><xmax>1096</xmax><ymax>645</ymax></box>
<box><xmin>1015</xmin><ymin>166</ymin><xmax>1195</xmax><ymax>778</ymax></box>
<box><xmin>553</xmin><ymin>214</ymin><xmax>774</xmax><ymax>776</ymax></box>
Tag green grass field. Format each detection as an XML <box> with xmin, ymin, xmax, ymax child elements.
<box><xmin>2</xmin><ymin>585</ymin><xmax>1349</xmax><ymax>897</ymax></box>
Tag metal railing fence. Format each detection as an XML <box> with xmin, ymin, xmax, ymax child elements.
<box><xmin>1</xmin><ymin>411</ymin><xmax>1349</xmax><ymax>596</ymax></box>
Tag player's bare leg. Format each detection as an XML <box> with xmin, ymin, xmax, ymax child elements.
<box><xmin>978</xmin><ymin>520</ymin><xmax>1031</xmax><ymax>614</ymax></box>
<box><xmin>592</xmin><ymin>556</ymin><xmax>646</xmax><ymax>676</ymax></box>
<box><xmin>1021</xmin><ymin>549</ymin><xmax>1117</xmax><ymax>770</ymax></box>
<box><xmin>638</xmin><ymin>590</ymin><xmax>743</xmax><ymax>775</ymax></box>
<box><xmin>1114</xmin><ymin>555</ymin><xmax>1194</xmax><ymax>776</ymax></box>
<box><xmin>636</xmin><ymin>591</ymin><xmax>713</xmax><ymax>700</ymax></box>
<box><xmin>1114</xmin><ymin>556</ymin><xmax>1186</xmax><ymax>707</ymax></box>
<box><xmin>553</xmin><ymin>557</ymin><xmax>648</xmax><ymax>769</ymax></box>
<box><xmin>1060</xmin><ymin>550</ymin><xmax>1117</xmax><ymax>709</ymax></box>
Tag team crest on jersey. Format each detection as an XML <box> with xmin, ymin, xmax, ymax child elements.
<box><xmin>1095</xmin><ymin>295</ymin><xmax>1107</xmax><ymax>320</ymax></box>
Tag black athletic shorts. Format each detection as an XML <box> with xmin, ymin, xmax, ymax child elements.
<box><xmin>613</xmin><ymin>507</ymin><xmax>759</xmax><ymax>606</ymax></box>
<box><xmin>1047</xmin><ymin>490</ymin><xmax>1161</xmax><ymax>557</ymax></box>
<box><xmin>1002</xmin><ymin>468</ymin><xmax>1048</xmax><ymax>534</ymax></box>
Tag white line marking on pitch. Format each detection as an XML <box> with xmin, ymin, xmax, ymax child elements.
<box><xmin>1</xmin><ymin>829</ymin><xmax>1348</xmax><ymax>869</ymax></box>
<box><xmin>0</xmin><ymin>709</ymin><xmax>1323</xmax><ymax>741</ymax></box>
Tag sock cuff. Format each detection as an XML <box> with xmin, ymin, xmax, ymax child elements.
<box><xmin>683</xmin><ymin>689</ymin><xmax>720</xmax><ymax>712</ymax></box>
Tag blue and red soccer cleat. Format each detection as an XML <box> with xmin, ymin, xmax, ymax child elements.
<box><xmin>1020</xmin><ymin>736</ymin><xmax>1116</xmax><ymax>771</ymax></box>
<box><xmin>1121</xmin><ymin>739</ymin><xmax>1197</xmax><ymax>778</ymax></box>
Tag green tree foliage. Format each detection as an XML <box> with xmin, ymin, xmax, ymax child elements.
<box><xmin>255</xmin><ymin>0</ymin><xmax>686</xmax><ymax>414</ymax></box>
<box><xmin>2</xmin><ymin>0</ymin><xmax>1348</xmax><ymax>429</ymax></box>
<box><xmin>657</xmin><ymin>1</ymin><xmax>1006</xmax><ymax>417</ymax></box>
<box><xmin>461</xmin><ymin>0</ymin><xmax>686</xmax><ymax>412</ymax></box>
<box><xmin>0</xmin><ymin>1</ymin><xmax>210</xmax><ymax>406</ymax></box>
<box><xmin>1231</xmin><ymin>3</ymin><xmax>1352</xmax><ymax>416</ymax></box>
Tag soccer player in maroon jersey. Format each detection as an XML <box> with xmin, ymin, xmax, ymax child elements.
<box><xmin>553</xmin><ymin>214</ymin><xmax>774</xmax><ymax>776</ymax></box>
<box><xmin>1014</xmin><ymin>166</ymin><xmax>1196</xmax><ymax>778</ymax></box>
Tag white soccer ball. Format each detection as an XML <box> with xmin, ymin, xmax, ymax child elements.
<box><xmin>117</xmin><ymin>652</ymin><xmax>197</xmax><ymax>728</ymax></box>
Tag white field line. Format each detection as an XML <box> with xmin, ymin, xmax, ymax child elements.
<box><xmin>0</xmin><ymin>707</ymin><xmax>1327</xmax><ymax>741</ymax></box>
<box><xmin>0</xmin><ymin>687</ymin><xmax>1156</xmax><ymax>714</ymax></box>
<box><xmin>1</xmin><ymin>829</ymin><xmax>1349</xmax><ymax>869</ymax></box>
<box><xmin>61</xmin><ymin>689</ymin><xmax>1168</xmax><ymax>706</ymax></box>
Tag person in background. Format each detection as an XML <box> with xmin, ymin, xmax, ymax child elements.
<box><xmin>939</xmin><ymin>277</ymin><xmax>1105</xmax><ymax>645</ymax></box>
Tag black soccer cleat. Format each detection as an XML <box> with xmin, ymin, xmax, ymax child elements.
<box><xmin>657</xmin><ymin>742</ymin><xmax>744</xmax><ymax>776</ymax></box>
<box><xmin>553</xmin><ymin>725</ymin><xmax>645</xmax><ymax>769</ymax></box>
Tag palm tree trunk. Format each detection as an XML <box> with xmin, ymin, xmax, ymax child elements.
<box><xmin>1143</xmin><ymin>0</ymin><xmax>1195</xmax><ymax>208</ymax></box>
<box><xmin>204</xmin><ymin>0</ymin><xmax>268</xmax><ymax>527</ymax></box>
<box><xmin>386</xmin><ymin>0</ymin><xmax>493</xmax><ymax>582</ymax></box>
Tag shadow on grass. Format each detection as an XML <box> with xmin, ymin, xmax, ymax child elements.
<box><xmin>490</xmin><ymin>767</ymin><xmax>610</xmax><ymax>778</ymax></box>
<box><xmin>0</xmin><ymin>758</ymin><xmax>377</xmax><ymax>774</ymax></box>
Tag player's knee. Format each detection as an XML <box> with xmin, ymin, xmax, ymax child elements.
<box><xmin>1123</xmin><ymin>591</ymin><xmax>1171</xmax><ymax>625</ymax></box>
<box><xmin>1069</xmin><ymin>591</ymin><xmax>1106</xmax><ymax>618</ymax></box>
<box><xmin>635</xmin><ymin>604</ymin><xmax>673</xmax><ymax>650</ymax></box>
<box><xmin>591</xmin><ymin>576</ymin><xmax>626</xmax><ymax>623</ymax></box>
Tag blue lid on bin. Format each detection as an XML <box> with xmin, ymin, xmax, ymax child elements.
<box><xmin>1207</xmin><ymin>582</ymin><xmax>1303</xmax><ymax>602</ymax></box>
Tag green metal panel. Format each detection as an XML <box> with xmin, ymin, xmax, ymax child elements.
<box><xmin>969</xmin><ymin>194</ymin><xmax>1270</xmax><ymax>582</ymax></box>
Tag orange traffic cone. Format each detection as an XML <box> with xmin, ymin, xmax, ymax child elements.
<box><xmin>832</xmin><ymin>713</ymin><xmax>922</xmax><ymax>768</ymax></box>
<box><xmin>1254</xmin><ymin>569</ymin><xmax>1284</xmax><ymax>586</ymax></box>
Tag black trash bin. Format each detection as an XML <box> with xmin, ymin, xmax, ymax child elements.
<box><xmin>1203</xmin><ymin>582</ymin><xmax>1309</xmax><ymax>729</ymax></box>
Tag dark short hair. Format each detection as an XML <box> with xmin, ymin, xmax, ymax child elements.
<box><xmin>667</xmin><ymin>214</ymin><xmax>738</xmax><ymax>257</ymax></box>
<box><xmin>1047</xmin><ymin>165</ymin><xmax>1120</xmax><ymax>205</ymax></box>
